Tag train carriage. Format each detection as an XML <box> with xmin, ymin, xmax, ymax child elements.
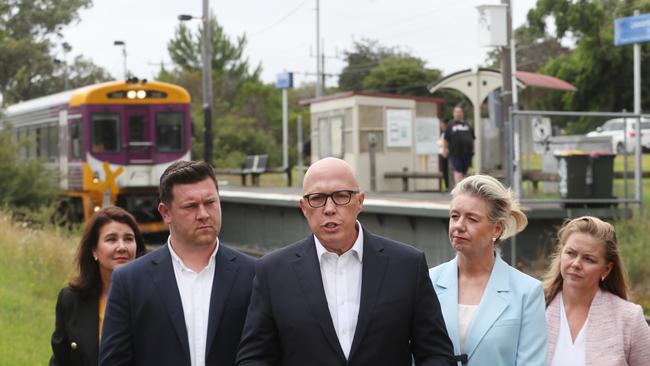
<box><xmin>1</xmin><ymin>79</ymin><xmax>192</xmax><ymax>234</ymax></box>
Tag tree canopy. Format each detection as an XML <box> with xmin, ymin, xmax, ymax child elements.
<box><xmin>522</xmin><ymin>0</ymin><xmax>650</xmax><ymax>132</ymax></box>
<box><xmin>160</xmin><ymin>15</ymin><xmax>310</xmax><ymax>168</ymax></box>
<box><xmin>0</xmin><ymin>0</ymin><xmax>111</xmax><ymax>105</ymax></box>
<box><xmin>338</xmin><ymin>38</ymin><xmax>442</xmax><ymax>97</ymax></box>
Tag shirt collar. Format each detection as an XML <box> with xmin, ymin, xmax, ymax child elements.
<box><xmin>167</xmin><ymin>236</ymin><xmax>220</xmax><ymax>273</ymax></box>
<box><xmin>314</xmin><ymin>220</ymin><xmax>364</xmax><ymax>263</ymax></box>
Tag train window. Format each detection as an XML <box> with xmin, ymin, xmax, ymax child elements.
<box><xmin>128</xmin><ymin>115</ymin><xmax>147</xmax><ymax>151</ymax></box>
<box><xmin>47</xmin><ymin>124</ymin><xmax>58</xmax><ymax>161</ymax></box>
<box><xmin>70</xmin><ymin>123</ymin><xmax>81</xmax><ymax>159</ymax></box>
<box><xmin>91</xmin><ymin>113</ymin><xmax>120</xmax><ymax>153</ymax></box>
<box><xmin>36</xmin><ymin>126</ymin><xmax>57</xmax><ymax>160</ymax></box>
<box><xmin>155</xmin><ymin>112</ymin><xmax>184</xmax><ymax>152</ymax></box>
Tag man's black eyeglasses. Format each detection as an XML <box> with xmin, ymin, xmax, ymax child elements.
<box><xmin>303</xmin><ymin>190</ymin><xmax>359</xmax><ymax>208</ymax></box>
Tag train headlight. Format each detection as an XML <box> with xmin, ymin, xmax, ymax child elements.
<box><xmin>127</xmin><ymin>90</ymin><xmax>137</xmax><ymax>99</ymax></box>
<box><xmin>92</xmin><ymin>172</ymin><xmax>100</xmax><ymax>184</ymax></box>
<box><xmin>136</xmin><ymin>90</ymin><xmax>147</xmax><ymax>99</ymax></box>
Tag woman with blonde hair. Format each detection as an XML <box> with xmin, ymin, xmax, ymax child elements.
<box><xmin>429</xmin><ymin>174</ymin><xmax>547</xmax><ymax>365</ymax></box>
<box><xmin>544</xmin><ymin>216</ymin><xmax>650</xmax><ymax>366</ymax></box>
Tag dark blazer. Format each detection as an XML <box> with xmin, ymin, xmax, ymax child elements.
<box><xmin>99</xmin><ymin>243</ymin><xmax>256</xmax><ymax>366</ymax></box>
<box><xmin>50</xmin><ymin>287</ymin><xmax>99</xmax><ymax>366</ymax></box>
<box><xmin>236</xmin><ymin>229</ymin><xmax>455</xmax><ymax>366</ymax></box>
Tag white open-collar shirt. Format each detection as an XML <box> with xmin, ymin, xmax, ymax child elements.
<box><xmin>168</xmin><ymin>238</ymin><xmax>219</xmax><ymax>366</ymax></box>
<box><xmin>314</xmin><ymin>221</ymin><xmax>364</xmax><ymax>359</ymax></box>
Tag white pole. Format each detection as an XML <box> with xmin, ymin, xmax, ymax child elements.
<box><xmin>315</xmin><ymin>0</ymin><xmax>322</xmax><ymax>97</ymax></box>
<box><xmin>202</xmin><ymin>0</ymin><xmax>214</xmax><ymax>165</ymax></box>
<box><xmin>475</xmin><ymin>71</ymin><xmax>483</xmax><ymax>173</ymax></box>
<box><xmin>297</xmin><ymin>115</ymin><xmax>304</xmax><ymax>183</ymax></box>
<box><xmin>123</xmin><ymin>46</ymin><xmax>128</xmax><ymax>80</ymax></box>
<box><xmin>633</xmin><ymin>9</ymin><xmax>643</xmax><ymax>214</ymax></box>
<box><xmin>510</xmin><ymin>4</ymin><xmax>521</xmax><ymax>199</ymax></box>
<box><xmin>282</xmin><ymin>87</ymin><xmax>289</xmax><ymax>170</ymax></box>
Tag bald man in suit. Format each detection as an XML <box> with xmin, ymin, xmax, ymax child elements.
<box><xmin>237</xmin><ymin>158</ymin><xmax>454</xmax><ymax>366</ymax></box>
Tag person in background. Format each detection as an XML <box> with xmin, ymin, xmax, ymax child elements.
<box><xmin>439</xmin><ymin>118</ymin><xmax>450</xmax><ymax>191</ymax></box>
<box><xmin>50</xmin><ymin>206</ymin><xmax>146</xmax><ymax>366</ymax></box>
<box><xmin>443</xmin><ymin>105</ymin><xmax>474</xmax><ymax>185</ymax></box>
<box><xmin>429</xmin><ymin>175</ymin><xmax>547</xmax><ymax>366</ymax></box>
<box><xmin>237</xmin><ymin>157</ymin><xmax>455</xmax><ymax>366</ymax></box>
<box><xmin>544</xmin><ymin>216</ymin><xmax>650</xmax><ymax>366</ymax></box>
<box><xmin>99</xmin><ymin>160</ymin><xmax>257</xmax><ymax>366</ymax></box>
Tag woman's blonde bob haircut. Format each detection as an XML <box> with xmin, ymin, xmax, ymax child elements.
<box><xmin>450</xmin><ymin>174</ymin><xmax>528</xmax><ymax>241</ymax></box>
<box><xmin>542</xmin><ymin>216</ymin><xmax>628</xmax><ymax>305</ymax></box>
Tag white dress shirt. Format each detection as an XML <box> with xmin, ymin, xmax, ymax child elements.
<box><xmin>314</xmin><ymin>221</ymin><xmax>363</xmax><ymax>360</ymax></box>
<box><xmin>550</xmin><ymin>294</ymin><xmax>587</xmax><ymax>366</ymax></box>
<box><xmin>169</xmin><ymin>239</ymin><xmax>219</xmax><ymax>366</ymax></box>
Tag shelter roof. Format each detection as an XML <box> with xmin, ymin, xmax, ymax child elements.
<box><xmin>299</xmin><ymin>91</ymin><xmax>445</xmax><ymax>106</ymax></box>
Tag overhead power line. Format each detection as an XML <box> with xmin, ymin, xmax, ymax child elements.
<box><xmin>249</xmin><ymin>0</ymin><xmax>308</xmax><ymax>36</ymax></box>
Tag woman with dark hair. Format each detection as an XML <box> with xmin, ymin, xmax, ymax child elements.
<box><xmin>544</xmin><ymin>216</ymin><xmax>650</xmax><ymax>366</ymax></box>
<box><xmin>50</xmin><ymin>206</ymin><xmax>146</xmax><ymax>366</ymax></box>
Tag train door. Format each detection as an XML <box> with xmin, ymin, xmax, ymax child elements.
<box><xmin>125</xmin><ymin>107</ymin><xmax>153</xmax><ymax>164</ymax></box>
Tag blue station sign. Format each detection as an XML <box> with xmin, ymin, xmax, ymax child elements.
<box><xmin>615</xmin><ymin>13</ymin><xmax>650</xmax><ymax>46</ymax></box>
<box><xmin>275</xmin><ymin>72</ymin><xmax>293</xmax><ymax>89</ymax></box>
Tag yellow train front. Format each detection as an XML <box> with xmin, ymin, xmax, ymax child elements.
<box><xmin>3</xmin><ymin>79</ymin><xmax>192</xmax><ymax>234</ymax></box>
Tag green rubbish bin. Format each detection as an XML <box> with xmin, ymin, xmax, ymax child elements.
<box><xmin>590</xmin><ymin>150</ymin><xmax>615</xmax><ymax>200</ymax></box>
<box><xmin>555</xmin><ymin>150</ymin><xmax>590</xmax><ymax>201</ymax></box>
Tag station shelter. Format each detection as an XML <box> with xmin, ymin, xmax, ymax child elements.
<box><xmin>300</xmin><ymin>91</ymin><xmax>445</xmax><ymax>192</ymax></box>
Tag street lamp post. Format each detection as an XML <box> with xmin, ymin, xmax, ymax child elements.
<box><xmin>113</xmin><ymin>40</ymin><xmax>128</xmax><ymax>80</ymax></box>
<box><xmin>179</xmin><ymin>0</ymin><xmax>214</xmax><ymax>166</ymax></box>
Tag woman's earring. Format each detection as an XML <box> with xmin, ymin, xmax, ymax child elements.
<box><xmin>492</xmin><ymin>237</ymin><xmax>497</xmax><ymax>243</ymax></box>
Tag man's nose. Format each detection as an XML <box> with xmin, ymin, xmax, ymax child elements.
<box><xmin>322</xmin><ymin>196</ymin><xmax>337</xmax><ymax>214</ymax></box>
<box><xmin>197</xmin><ymin>203</ymin><xmax>210</xmax><ymax>219</ymax></box>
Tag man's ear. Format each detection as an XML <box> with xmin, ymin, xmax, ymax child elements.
<box><xmin>158</xmin><ymin>202</ymin><xmax>172</xmax><ymax>224</ymax></box>
<box><xmin>299</xmin><ymin>198</ymin><xmax>308</xmax><ymax>217</ymax></box>
<box><xmin>357</xmin><ymin>191</ymin><xmax>365</xmax><ymax>210</ymax></box>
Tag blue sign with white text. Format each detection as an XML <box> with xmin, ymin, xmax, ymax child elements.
<box><xmin>276</xmin><ymin>72</ymin><xmax>293</xmax><ymax>89</ymax></box>
<box><xmin>615</xmin><ymin>13</ymin><xmax>650</xmax><ymax>46</ymax></box>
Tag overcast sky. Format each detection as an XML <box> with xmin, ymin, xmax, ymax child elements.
<box><xmin>62</xmin><ymin>0</ymin><xmax>538</xmax><ymax>87</ymax></box>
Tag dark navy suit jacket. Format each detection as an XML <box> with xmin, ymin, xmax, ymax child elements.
<box><xmin>236</xmin><ymin>229</ymin><xmax>455</xmax><ymax>366</ymax></box>
<box><xmin>99</xmin><ymin>243</ymin><xmax>256</xmax><ymax>366</ymax></box>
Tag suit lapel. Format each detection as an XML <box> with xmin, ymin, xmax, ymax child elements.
<box><xmin>348</xmin><ymin>231</ymin><xmax>388</xmax><ymax>360</ymax></box>
<box><xmin>291</xmin><ymin>236</ymin><xmax>346</xmax><ymax>361</ymax></box>
<box><xmin>434</xmin><ymin>257</ymin><xmax>461</xmax><ymax>356</ymax></box>
<box><xmin>148</xmin><ymin>245</ymin><xmax>191</xmax><ymax>363</ymax></box>
<box><xmin>546</xmin><ymin>294</ymin><xmax>561</xmax><ymax>363</ymax></box>
<box><xmin>79</xmin><ymin>294</ymin><xmax>99</xmax><ymax>364</ymax></box>
<box><xmin>463</xmin><ymin>255</ymin><xmax>509</xmax><ymax>358</ymax></box>
<box><xmin>205</xmin><ymin>245</ymin><xmax>239</xmax><ymax>357</ymax></box>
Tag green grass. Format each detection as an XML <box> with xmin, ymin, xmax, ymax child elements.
<box><xmin>0</xmin><ymin>215</ymin><xmax>78</xmax><ymax>365</ymax></box>
<box><xmin>615</xmin><ymin>211</ymin><xmax>650</xmax><ymax>310</ymax></box>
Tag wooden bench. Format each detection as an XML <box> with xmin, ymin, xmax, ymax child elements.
<box><xmin>240</xmin><ymin>154</ymin><xmax>269</xmax><ymax>186</ymax></box>
<box><xmin>522</xmin><ymin>170</ymin><xmax>560</xmax><ymax>192</ymax></box>
<box><xmin>384</xmin><ymin>168</ymin><xmax>443</xmax><ymax>192</ymax></box>
<box><xmin>214</xmin><ymin>154</ymin><xmax>292</xmax><ymax>187</ymax></box>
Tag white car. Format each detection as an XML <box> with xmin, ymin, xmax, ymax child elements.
<box><xmin>586</xmin><ymin>118</ymin><xmax>650</xmax><ymax>154</ymax></box>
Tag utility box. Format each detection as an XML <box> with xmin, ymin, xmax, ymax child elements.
<box><xmin>477</xmin><ymin>4</ymin><xmax>508</xmax><ymax>47</ymax></box>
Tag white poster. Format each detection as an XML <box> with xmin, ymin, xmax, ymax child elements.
<box><xmin>415</xmin><ymin>117</ymin><xmax>439</xmax><ymax>154</ymax></box>
<box><xmin>386</xmin><ymin>109</ymin><xmax>412</xmax><ymax>147</ymax></box>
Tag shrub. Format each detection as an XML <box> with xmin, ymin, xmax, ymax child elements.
<box><xmin>0</xmin><ymin>126</ymin><xmax>58</xmax><ymax>211</ymax></box>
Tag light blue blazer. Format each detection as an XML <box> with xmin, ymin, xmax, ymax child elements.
<box><xmin>429</xmin><ymin>255</ymin><xmax>547</xmax><ymax>366</ymax></box>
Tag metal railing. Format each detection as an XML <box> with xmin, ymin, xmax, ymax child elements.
<box><xmin>508</xmin><ymin>109</ymin><xmax>646</xmax><ymax>214</ymax></box>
